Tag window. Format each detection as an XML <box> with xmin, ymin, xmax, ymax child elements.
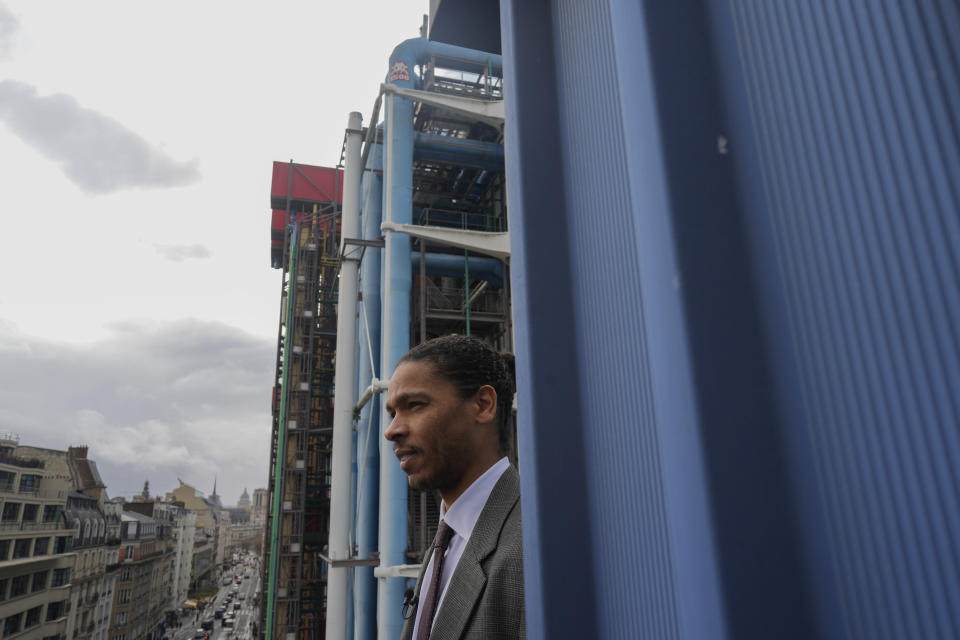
<box><xmin>113</xmin><ymin>612</ymin><xmax>126</xmax><ymax>627</ymax></box>
<box><xmin>117</xmin><ymin>589</ymin><xmax>130</xmax><ymax>605</ymax></box>
<box><xmin>12</xmin><ymin>538</ymin><xmax>31</xmax><ymax>559</ymax></box>
<box><xmin>24</xmin><ymin>606</ymin><xmax>41</xmax><ymax>629</ymax></box>
<box><xmin>0</xmin><ymin>471</ymin><xmax>14</xmax><ymax>491</ymax></box>
<box><xmin>33</xmin><ymin>537</ymin><xmax>48</xmax><ymax>556</ymax></box>
<box><xmin>10</xmin><ymin>574</ymin><xmax>29</xmax><ymax>598</ymax></box>
<box><xmin>3</xmin><ymin>612</ymin><xmax>22</xmax><ymax>637</ymax></box>
<box><xmin>119</xmin><ymin>567</ymin><xmax>131</xmax><ymax>582</ymax></box>
<box><xmin>0</xmin><ymin>579</ymin><xmax>7</xmax><ymax>601</ymax></box>
<box><xmin>124</xmin><ymin>546</ymin><xmax>133</xmax><ymax>560</ymax></box>
<box><xmin>51</xmin><ymin>568</ymin><xmax>70</xmax><ymax>588</ymax></box>
<box><xmin>21</xmin><ymin>504</ymin><xmax>38</xmax><ymax>523</ymax></box>
<box><xmin>0</xmin><ymin>540</ymin><xmax>9</xmax><ymax>561</ymax></box>
<box><xmin>31</xmin><ymin>571</ymin><xmax>48</xmax><ymax>592</ymax></box>
<box><xmin>46</xmin><ymin>601</ymin><xmax>66</xmax><ymax>621</ymax></box>
<box><xmin>42</xmin><ymin>505</ymin><xmax>59</xmax><ymax>523</ymax></box>
<box><xmin>53</xmin><ymin>536</ymin><xmax>71</xmax><ymax>554</ymax></box>
<box><xmin>113</xmin><ymin>634</ymin><xmax>125</xmax><ymax>640</ymax></box>
<box><xmin>2</xmin><ymin>502</ymin><xmax>20</xmax><ymax>522</ymax></box>
<box><xmin>18</xmin><ymin>475</ymin><xmax>39</xmax><ymax>493</ymax></box>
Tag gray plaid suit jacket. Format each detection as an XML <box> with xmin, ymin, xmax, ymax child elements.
<box><xmin>400</xmin><ymin>465</ymin><xmax>525</xmax><ymax>640</ymax></box>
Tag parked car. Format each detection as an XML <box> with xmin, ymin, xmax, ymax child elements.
<box><xmin>223</xmin><ymin>618</ymin><xmax>235</xmax><ymax>629</ymax></box>
<box><xmin>194</xmin><ymin>630</ymin><xmax>208</xmax><ymax>640</ymax></box>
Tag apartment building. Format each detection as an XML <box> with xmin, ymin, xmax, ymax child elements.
<box><xmin>167</xmin><ymin>508</ymin><xmax>194</xmax><ymax>613</ymax></box>
<box><xmin>63</xmin><ymin>493</ymin><xmax>112</xmax><ymax>640</ymax></box>
<box><xmin>124</xmin><ymin>500</ymin><xmax>190</xmax><ymax>615</ymax></box>
<box><xmin>0</xmin><ymin>436</ymin><xmax>76</xmax><ymax>640</ymax></box>
<box><xmin>108</xmin><ymin>511</ymin><xmax>172</xmax><ymax>640</ymax></box>
<box><xmin>189</xmin><ymin>529</ymin><xmax>213</xmax><ymax>594</ymax></box>
<box><xmin>165</xmin><ymin>483</ymin><xmax>227</xmax><ymax>582</ymax></box>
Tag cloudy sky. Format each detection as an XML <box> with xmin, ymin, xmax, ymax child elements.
<box><xmin>0</xmin><ymin>0</ymin><xmax>424</xmax><ymax>501</ymax></box>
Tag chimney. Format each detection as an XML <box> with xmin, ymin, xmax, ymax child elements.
<box><xmin>68</xmin><ymin>446</ymin><xmax>89</xmax><ymax>459</ymax></box>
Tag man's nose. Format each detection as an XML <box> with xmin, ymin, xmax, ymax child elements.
<box><xmin>384</xmin><ymin>415</ymin><xmax>404</xmax><ymax>441</ymax></box>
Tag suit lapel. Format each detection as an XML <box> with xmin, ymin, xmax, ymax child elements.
<box><xmin>429</xmin><ymin>467</ymin><xmax>520</xmax><ymax>639</ymax></box>
<box><xmin>400</xmin><ymin>544</ymin><xmax>434</xmax><ymax>640</ymax></box>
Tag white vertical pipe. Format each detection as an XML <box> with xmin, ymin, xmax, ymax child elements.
<box><xmin>327</xmin><ymin>110</ymin><xmax>364</xmax><ymax>640</ymax></box>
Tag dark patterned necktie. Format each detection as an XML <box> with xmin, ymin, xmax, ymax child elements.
<box><xmin>416</xmin><ymin>520</ymin><xmax>456</xmax><ymax>640</ymax></box>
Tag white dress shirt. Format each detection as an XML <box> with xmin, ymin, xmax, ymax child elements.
<box><xmin>411</xmin><ymin>456</ymin><xmax>511</xmax><ymax>638</ymax></box>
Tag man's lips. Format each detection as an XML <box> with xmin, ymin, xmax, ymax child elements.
<box><xmin>394</xmin><ymin>447</ymin><xmax>420</xmax><ymax>471</ymax></box>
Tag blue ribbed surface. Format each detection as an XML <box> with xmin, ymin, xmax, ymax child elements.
<box><xmin>552</xmin><ymin>2</ymin><xmax>682</xmax><ymax>638</ymax></box>
<box><xmin>727</xmin><ymin>1</ymin><xmax>960</xmax><ymax>637</ymax></box>
<box><xmin>502</xmin><ymin>0</ymin><xmax>960</xmax><ymax>637</ymax></box>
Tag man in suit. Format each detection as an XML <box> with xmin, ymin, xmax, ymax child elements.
<box><xmin>385</xmin><ymin>334</ymin><xmax>524</xmax><ymax>640</ymax></box>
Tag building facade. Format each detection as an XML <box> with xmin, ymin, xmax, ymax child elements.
<box><xmin>164</xmin><ymin>483</ymin><xmax>227</xmax><ymax>582</ymax></box>
<box><xmin>0</xmin><ymin>436</ymin><xmax>77</xmax><ymax>640</ymax></box>
<box><xmin>249</xmin><ymin>490</ymin><xmax>267</xmax><ymax>529</ymax></box>
<box><xmin>63</xmin><ymin>493</ymin><xmax>110</xmax><ymax>640</ymax></box>
<box><xmin>167</xmin><ymin>508</ymin><xmax>194</xmax><ymax>612</ymax></box>
<box><xmin>108</xmin><ymin>511</ymin><xmax>172</xmax><ymax>640</ymax></box>
<box><xmin>189</xmin><ymin>528</ymin><xmax>213</xmax><ymax>594</ymax></box>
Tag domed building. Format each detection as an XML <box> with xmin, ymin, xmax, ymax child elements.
<box><xmin>237</xmin><ymin>488</ymin><xmax>251</xmax><ymax>511</ymax></box>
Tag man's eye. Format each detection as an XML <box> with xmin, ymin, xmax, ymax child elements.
<box><xmin>409</xmin><ymin>401</ymin><xmax>425</xmax><ymax>409</ymax></box>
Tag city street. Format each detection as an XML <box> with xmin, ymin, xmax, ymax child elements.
<box><xmin>171</xmin><ymin>559</ymin><xmax>261</xmax><ymax>640</ymax></box>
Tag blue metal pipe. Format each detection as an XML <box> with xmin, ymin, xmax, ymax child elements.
<box><xmin>354</xmin><ymin>139</ymin><xmax>383</xmax><ymax>640</ymax></box>
<box><xmin>378</xmin><ymin>90</ymin><xmax>414</xmax><ymax>640</ymax></box>
<box><xmin>387</xmin><ymin>37</ymin><xmax>503</xmax><ymax>85</ymax></box>
<box><xmin>414</xmin><ymin>132</ymin><xmax>504</xmax><ymax>171</ymax></box>
<box><xmin>410</xmin><ymin>252</ymin><xmax>504</xmax><ymax>287</ymax></box>
<box><xmin>376</xmin><ymin>37</ymin><xmax>503</xmax><ymax>638</ymax></box>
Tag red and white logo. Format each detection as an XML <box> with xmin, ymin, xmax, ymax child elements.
<box><xmin>388</xmin><ymin>61</ymin><xmax>410</xmax><ymax>83</ymax></box>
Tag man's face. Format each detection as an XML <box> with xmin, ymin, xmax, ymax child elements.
<box><xmin>384</xmin><ymin>360</ymin><xmax>480</xmax><ymax>494</ymax></box>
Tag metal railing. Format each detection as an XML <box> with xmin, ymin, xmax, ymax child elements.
<box><xmin>425</xmin><ymin>284</ymin><xmax>503</xmax><ymax>315</ymax></box>
<box><xmin>0</xmin><ymin>521</ymin><xmax>63</xmax><ymax>531</ymax></box>
<box><xmin>0</xmin><ymin>452</ymin><xmax>44</xmax><ymax>469</ymax></box>
<box><xmin>0</xmin><ymin>483</ymin><xmax>67</xmax><ymax>499</ymax></box>
<box><xmin>418</xmin><ymin>207</ymin><xmax>503</xmax><ymax>232</ymax></box>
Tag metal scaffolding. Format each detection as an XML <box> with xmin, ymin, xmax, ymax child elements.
<box><xmin>262</xmin><ymin>163</ymin><xmax>341</xmax><ymax>640</ymax></box>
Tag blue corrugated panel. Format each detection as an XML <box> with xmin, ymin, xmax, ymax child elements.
<box><xmin>721</xmin><ymin>1</ymin><xmax>960</xmax><ymax>638</ymax></box>
<box><xmin>502</xmin><ymin>0</ymin><xmax>960</xmax><ymax>638</ymax></box>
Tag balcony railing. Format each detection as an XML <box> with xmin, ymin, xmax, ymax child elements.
<box><xmin>0</xmin><ymin>453</ymin><xmax>44</xmax><ymax>469</ymax></box>
<box><xmin>0</xmin><ymin>483</ymin><xmax>68</xmax><ymax>499</ymax></box>
<box><xmin>0</xmin><ymin>521</ymin><xmax>64</xmax><ymax>531</ymax></box>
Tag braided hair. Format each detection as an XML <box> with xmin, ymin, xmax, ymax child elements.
<box><xmin>398</xmin><ymin>334</ymin><xmax>516</xmax><ymax>454</ymax></box>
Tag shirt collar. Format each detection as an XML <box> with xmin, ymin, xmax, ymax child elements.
<box><xmin>440</xmin><ymin>456</ymin><xmax>510</xmax><ymax>540</ymax></box>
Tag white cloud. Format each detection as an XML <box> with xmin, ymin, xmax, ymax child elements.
<box><xmin>0</xmin><ymin>319</ymin><xmax>273</xmax><ymax>499</ymax></box>
<box><xmin>0</xmin><ymin>80</ymin><xmax>201</xmax><ymax>193</ymax></box>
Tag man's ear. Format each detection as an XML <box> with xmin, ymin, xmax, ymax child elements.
<box><xmin>474</xmin><ymin>385</ymin><xmax>498</xmax><ymax>425</ymax></box>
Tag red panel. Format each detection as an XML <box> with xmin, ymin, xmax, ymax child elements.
<box><xmin>270</xmin><ymin>161</ymin><xmax>344</xmax><ymax>205</ymax></box>
<box><xmin>271</xmin><ymin>209</ymin><xmax>286</xmax><ymax>232</ymax></box>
